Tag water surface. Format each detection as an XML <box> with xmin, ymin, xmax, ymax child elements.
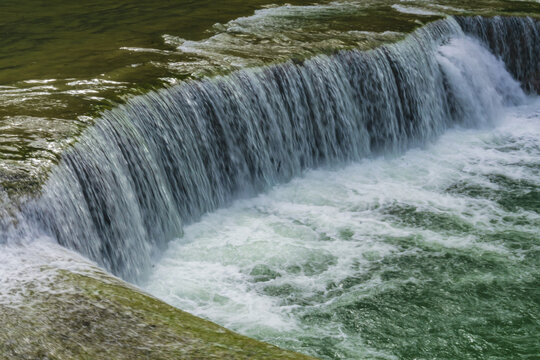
<box><xmin>1</xmin><ymin>0</ymin><xmax>538</xmax><ymax>193</ymax></box>
<box><xmin>145</xmin><ymin>97</ymin><xmax>540</xmax><ymax>359</ymax></box>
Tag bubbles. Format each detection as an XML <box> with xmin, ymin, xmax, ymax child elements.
<box><xmin>145</xmin><ymin>99</ymin><xmax>540</xmax><ymax>359</ymax></box>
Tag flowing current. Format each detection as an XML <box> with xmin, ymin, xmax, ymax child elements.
<box><xmin>145</xmin><ymin>99</ymin><xmax>540</xmax><ymax>359</ymax></box>
<box><xmin>2</xmin><ymin>15</ymin><xmax>539</xmax><ymax>359</ymax></box>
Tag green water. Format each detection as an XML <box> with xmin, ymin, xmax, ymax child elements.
<box><xmin>1</xmin><ymin>1</ymin><xmax>539</xmax><ymax>358</ymax></box>
<box><xmin>145</xmin><ymin>101</ymin><xmax>540</xmax><ymax>359</ymax></box>
<box><xmin>1</xmin><ymin>0</ymin><xmax>539</xmax><ymax>194</ymax></box>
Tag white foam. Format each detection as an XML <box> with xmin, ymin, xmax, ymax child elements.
<box><xmin>144</xmin><ymin>97</ymin><xmax>540</xmax><ymax>351</ymax></box>
<box><xmin>0</xmin><ymin>238</ymin><xmax>99</xmax><ymax>306</ymax></box>
<box><xmin>391</xmin><ymin>4</ymin><xmax>442</xmax><ymax>16</ymax></box>
<box><xmin>437</xmin><ymin>37</ymin><xmax>526</xmax><ymax>125</ymax></box>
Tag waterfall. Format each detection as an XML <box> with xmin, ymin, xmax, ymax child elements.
<box><xmin>16</xmin><ymin>16</ymin><xmax>537</xmax><ymax>280</ymax></box>
<box><xmin>456</xmin><ymin>16</ymin><xmax>539</xmax><ymax>93</ymax></box>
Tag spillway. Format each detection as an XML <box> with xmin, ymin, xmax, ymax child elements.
<box><xmin>11</xmin><ymin>16</ymin><xmax>536</xmax><ymax>280</ymax></box>
<box><xmin>0</xmin><ymin>12</ymin><xmax>539</xmax><ymax>360</ymax></box>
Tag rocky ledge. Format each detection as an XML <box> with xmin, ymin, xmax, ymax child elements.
<box><xmin>0</xmin><ymin>243</ymin><xmax>312</xmax><ymax>359</ymax></box>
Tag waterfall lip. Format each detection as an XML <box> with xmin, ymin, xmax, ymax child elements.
<box><xmin>2</xmin><ymin>3</ymin><xmax>539</xmax><ymax>198</ymax></box>
<box><xmin>1</xmin><ymin>11</ymin><xmax>539</xmax><ymax>200</ymax></box>
<box><xmin>0</xmin><ymin>15</ymin><xmax>537</xmax><ymax>281</ymax></box>
<box><xmin>0</xmin><ymin>6</ymin><xmax>539</xmax><ymax>359</ymax></box>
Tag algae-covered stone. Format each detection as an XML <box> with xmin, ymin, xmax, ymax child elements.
<box><xmin>0</xmin><ymin>243</ymin><xmax>313</xmax><ymax>360</ymax></box>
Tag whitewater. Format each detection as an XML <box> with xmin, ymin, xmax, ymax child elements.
<box><xmin>141</xmin><ymin>28</ymin><xmax>540</xmax><ymax>359</ymax></box>
<box><xmin>0</xmin><ymin>14</ymin><xmax>538</xmax><ymax>359</ymax></box>
<box><xmin>144</xmin><ymin>96</ymin><xmax>540</xmax><ymax>358</ymax></box>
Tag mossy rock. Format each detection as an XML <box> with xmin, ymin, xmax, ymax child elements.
<box><xmin>0</xmin><ymin>266</ymin><xmax>314</xmax><ymax>360</ymax></box>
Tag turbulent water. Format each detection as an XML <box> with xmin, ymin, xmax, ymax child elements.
<box><xmin>15</xmin><ymin>16</ymin><xmax>536</xmax><ymax>280</ymax></box>
<box><xmin>0</xmin><ymin>9</ymin><xmax>539</xmax><ymax>360</ymax></box>
<box><xmin>145</xmin><ymin>98</ymin><xmax>540</xmax><ymax>359</ymax></box>
<box><xmin>140</xmin><ymin>17</ymin><xmax>540</xmax><ymax>359</ymax></box>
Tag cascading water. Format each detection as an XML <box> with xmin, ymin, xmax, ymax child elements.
<box><xmin>456</xmin><ymin>16</ymin><xmax>539</xmax><ymax>93</ymax></box>
<box><xmin>0</xmin><ymin>11</ymin><xmax>538</xmax><ymax>360</ymax></box>
<box><xmin>140</xmin><ymin>17</ymin><xmax>540</xmax><ymax>359</ymax></box>
<box><xmin>10</xmin><ymin>16</ymin><xmax>536</xmax><ymax>281</ymax></box>
<box><xmin>145</xmin><ymin>96</ymin><xmax>540</xmax><ymax>360</ymax></box>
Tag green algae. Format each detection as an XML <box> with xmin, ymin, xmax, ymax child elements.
<box><xmin>0</xmin><ymin>267</ymin><xmax>313</xmax><ymax>359</ymax></box>
<box><xmin>1</xmin><ymin>2</ymin><xmax>539</xmax><ymax>358</ymax></box>
<box><xmin>1</xmin><ymin>0</ymin><xmax>538</xmax><ymax>197</ymax></box>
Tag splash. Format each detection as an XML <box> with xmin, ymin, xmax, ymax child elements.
<box><xmin>15</xmin><ymin>17</ymin><xmax>537</xmax><ymax>280</ymax></box>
